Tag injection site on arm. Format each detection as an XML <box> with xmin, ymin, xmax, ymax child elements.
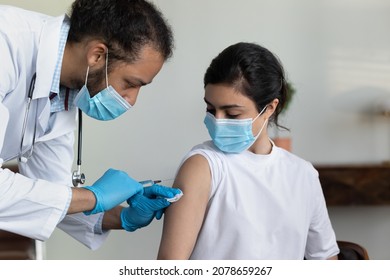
<box><xmin>139</xmin><ymin>179</ymin><xmax>182</xmax><ymax>202</ymax></box>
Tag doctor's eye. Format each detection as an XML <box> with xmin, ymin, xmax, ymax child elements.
<box><xmin>123</xmin><ymin>79</ymin><xmax>140</xmax><ymax>89</ymax></box>
<box><xmin>127</xmin><ymin>82</ymin><xmax>137</xmax><ymax>89</ymax></box>
<box><xmin>206</xmin><ymin>108</ymin><xmax>215</xmax><ymax>115</ymax></box>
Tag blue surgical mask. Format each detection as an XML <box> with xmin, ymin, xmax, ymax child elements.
<box><xmin>204</xmin><ymin>106</ymin><xmax>268</xmax><ymax>153</ymax></box>
<box><xmin>74</xmin><ymin>52</ymin><xmax>131</xmax><ymax>121</ymax></box>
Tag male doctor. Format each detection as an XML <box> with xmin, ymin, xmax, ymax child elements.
<box><xmin>0</xmin><ymin>0</ymin><xmax>180</xmax><ymax>250</ymax></box>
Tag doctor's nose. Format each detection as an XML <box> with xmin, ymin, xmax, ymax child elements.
<box><xmin>122</xmin><ymin>89</ymin><xmax>140</xmax><ymax>106</ymax></box>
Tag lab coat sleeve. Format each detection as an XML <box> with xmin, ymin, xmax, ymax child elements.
<box><xmin>0</xmin><ymin>167</ymin><xmax>71</xmax><ymax>241</ymax></box>
<box><xmin>0</xmin><ymin>102</ymin><xmax>9</xmax><ymax>161</ymax></box>
<box><xmin>1</xmin><ymin>95</ymin><xmax>72</xmax><ymax>241</ymax></box>
<box><xmin>0</xmin><ymin>32</ymin><xmax>18</xmax><ymax>97</ymax></box>
<box><xmin>19</xmin><ymin>120</ymin><xmax>109</xmax><ymax>250</ymax></box>
<box><xmin>57</xmin><ymin>213</ymin><xmax>109</xmax><ymax>250</ymax></box>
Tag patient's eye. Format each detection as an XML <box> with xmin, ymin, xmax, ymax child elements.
<box><xmin>226</xmin><ymin>113</ymin><xmax>239</xmax><ymax>119</ymax></box>
<box><xmin>225</xmin><ymin>109</ymin><xmax>242</xmax><ymax>119</ymax></box>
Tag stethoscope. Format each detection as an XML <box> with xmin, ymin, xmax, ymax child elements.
<box><xmin>19</xmin><ymin>73</ymin><xmax>37</xmax><ymax>163</ymax></box>
<box><xmin>19</xmin><ymin>73</ymin><xmax>86</xmax><ymax>187</ymax></box>
<box><xmin>72</xmin><ymin>109</ymin><xmax>85</xmax><ymax>186</ymax></box>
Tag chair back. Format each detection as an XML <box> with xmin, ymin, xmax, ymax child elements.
<box><xmin>337</xmin><ymin>240</ymin><xmax>369</xmax><ymax>260</ymax></box>
<box><xmin>0</xmin><ymin>230</ymin><xmax>37</xmax><ymax>260</ymax></box>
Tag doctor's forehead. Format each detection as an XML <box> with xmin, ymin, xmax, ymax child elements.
<box><xmin>111</xmin><ymin>48</ymin><xmax>164</xmax><ymax>84</ymax></box>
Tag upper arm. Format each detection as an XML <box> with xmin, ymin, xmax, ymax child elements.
<box><xmin>18</xmin><ymin>131</ymin><xmax>75</xmax><ymax>185</ymax></box>
<box><xmin>0</xmin><ymin>33</ymin><xmax>16</xmax><ymax>154</ymax></box>
<box><xmin>0</xmin><ymin>32</ymin><xmax>18</xmax><ymax>96</ymax></box>
<box><xmin>157</xmin><ymin>154</ymin><xmax>211</xmax><ymax>259</ymax></box>
<box><xmin>306</xmin><ymin>172</ymin><xmax>339</xmax><ymax>259</ymax></box>
<box><xmin>0</xmin><ymin>103</ymin><xmax>10</xmax><ymax>162</ymax></box>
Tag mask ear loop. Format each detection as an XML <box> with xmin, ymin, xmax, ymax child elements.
<box><xmin>252</xmin><ymin>105</ymin><xmax>268</xmax><ymax>123</ymax></box>
<box><xmin>84</xmin><ymin>66</ymin><xmax>90</xmax><ymax>86</ymax></box>
<box><xmin>252</xmin><ymin>105</ymin><xmax>269</xmax><ymax>140</ymax></box>
<box><xmin>248</xmin><ymin>117</ymin><xmax>269</xmax><ymax>150</ymax></box>
<box><xmin>105</xmin><ymin>49</ymin><xmax>109</xmax><ymax>88</ymax></box>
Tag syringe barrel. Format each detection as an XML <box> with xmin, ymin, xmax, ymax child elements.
<box><xmin>139</xmin><ymin>180</ymin><xmax>162</xmax><ymax>187</ymax></box>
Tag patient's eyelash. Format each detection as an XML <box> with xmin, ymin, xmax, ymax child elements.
<box><xmin>226</xmin><ymin>113</ymin><xmax>239</xmax><ymax>119</ymax></box>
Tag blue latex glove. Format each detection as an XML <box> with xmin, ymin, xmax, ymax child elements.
<box><xmin>83</xmin><ymin>168</ymin><xmax>143</xmax><ymax>215</ymax></box>
<box><xmin>120</xmin><ymin>185</ymin><xmax>182</xmax><ymax>232</ymax></box>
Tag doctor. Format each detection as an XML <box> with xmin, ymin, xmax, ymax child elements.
<box><xmin>0</xmin><ymin>0</ymin><xmax>180</xmax><ymax>250</ymax></box>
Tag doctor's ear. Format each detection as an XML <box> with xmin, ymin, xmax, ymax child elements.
<box><xmin>86</xmin><ymin>42</ymin><xmax>108</xmax><ymax>67</ymax></box>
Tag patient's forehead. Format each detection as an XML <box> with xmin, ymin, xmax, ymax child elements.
<box><xmin>204</xmin><ymin>84</ymin><xmax>254</xmax><ymax>107</ymax></box>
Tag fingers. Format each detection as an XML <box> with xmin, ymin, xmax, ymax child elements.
<box><xmin>128</xmin><ymin>193</ymin><xmax>170</xmax><ymax>211</ymax></box>
<box><xmin>150</xmin><ymin>198</ymin><xmax>171</xmax><ymax>211</ymax></box>
<box><xmin>143</xmin><ymin>185</ymin><xmax>182</xmax><ymax>199</ymax></box>
<box><xmin>155</xmin><ymin>209</ymin><xmax>164</xmax><ymax>220</ymax></box>
<box><xmin>128</xmin><ymin>193</ymin><xmax>143</xmax><ymax>207</ymax></box>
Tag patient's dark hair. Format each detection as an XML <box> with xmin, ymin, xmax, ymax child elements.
<box><xmin>204</xmin><ymin>42</ymin><xmax>290</xmax><ymax>129</ymax></box>
<box><xmin>68</xmin><ymin>0</ymin><xmax>174</xmax><ymax>64</ymax></box>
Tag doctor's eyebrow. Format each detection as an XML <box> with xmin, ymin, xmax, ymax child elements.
<box><xmin>203</xmin><ymin>97</ymin><xmax>244</xmax><ymax>110</ymax></box>
<box><xmin>127</xmin><ymin>77</ymin><xmax>148</xmax><ymax>87</ymax></box>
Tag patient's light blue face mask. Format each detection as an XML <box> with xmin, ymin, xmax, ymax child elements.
<box><xmin>74</xmin><ymin>52</ymin><xmax>131</xmax><ymax>121</ymax></box>
<box><xmin>204</xmin><ymin>106</ymin><xmax>268</xmax><ymax>153</ymax></box>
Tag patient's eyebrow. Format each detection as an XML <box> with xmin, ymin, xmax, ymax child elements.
<box><xmin>204</xmin><ymin>97</ymin><xmax>244</xmax><ymax>110</ymax></box>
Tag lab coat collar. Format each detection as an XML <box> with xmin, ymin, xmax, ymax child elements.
<box><xmin>33</xmin><ymin>15</ymin><xmax>66</xmax><ymax>100</ymax></box>
<box><xmin>33</xmin><ymin>15</ymin><xmax>67</xmax><ymax>135</ymax></box>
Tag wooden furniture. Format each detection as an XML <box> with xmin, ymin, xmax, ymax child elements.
<box><xmin>0</xmin><ymin>230</ymin><xmax>36</xmax><ymax>260</ymax></box>
<box><xmin>315</xmin><ymin>164</ymin><xmax>390</xmax><ymax>206</ymax></box>
<box><xmin>0</xmin><ymin>162</ymin><xmax>37</xmax><ymax>259</ymax></box>
<box><xmin>337</xmin><ymin>240</ymin><xmax>369</xmax><ymax>260</ymax></box>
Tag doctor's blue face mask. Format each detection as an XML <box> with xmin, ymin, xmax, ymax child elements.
<box><xmin>74</xmin><ymin>51</ymin><xmax>131</xmax><ymax>121</ymax></box>
<box><xmin>204</xmin><ymin>105</ymin><xmax>268</xmax><ymax>153</ymax></box>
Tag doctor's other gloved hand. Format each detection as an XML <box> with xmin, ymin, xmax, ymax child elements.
<box><xmin>120</xmin><ymin>185</ymin><xmax>183</xmax><ymax>232</ymax></box>
<box><xmin>83</xmin><ymin>168</ymin><xmax>143</xmax><ymax>215</ymax></box>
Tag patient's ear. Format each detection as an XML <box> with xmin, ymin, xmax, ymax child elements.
<box><xmin>265</xmin><ymin>98</ymin><xmax>279</xmax><ymax>117</ymax></box>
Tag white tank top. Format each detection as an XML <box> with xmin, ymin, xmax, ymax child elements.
<box><xmin>181</xmin><ymin>141</ymin><xmax>339</xmax><ymax>259</ymax></box>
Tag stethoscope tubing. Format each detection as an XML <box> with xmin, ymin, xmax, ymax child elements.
<box><xmin>72</xmin><ymin>109</ymin><xmax>85</xmax><ymax>186</ymax></box>
<box><xmin>19</xmin><ymin>73</ymin><xmax>37</xmax><ymax>163</ymax></box>
<box><xmin>18</xmin><ymin>73</ymin><xmax>85</xmax><ymax>186</ymax></box>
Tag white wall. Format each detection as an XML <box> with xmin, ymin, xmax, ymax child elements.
<box><xmin>2</xmin><ymin>0</ymin><xmax>390</xmax><ymax>259</ymax></box>
<box><xmin>0</xmin><ymin>0</ymin><xmax>73</xmax><ymax>15</ymax></box>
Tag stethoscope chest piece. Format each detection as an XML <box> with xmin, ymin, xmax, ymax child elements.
<box><xmin>72</xmin><ymin>170</ymin><xmax>85</xmax><ymax>186</ymax></box>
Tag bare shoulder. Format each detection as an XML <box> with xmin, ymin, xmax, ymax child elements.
<box><xmin>172</xmin><ymin>154</ymin><xmax>211</xmax><ymax>202</ymax></box>
<box><xmin>174</xmin><ymin>154</ymin><xmax>211</xmax><ymax>188</ymax></box>
<box><xmin>158</xmin><ymin>154</ymin><xmax>212</xmax><ymax>259</ymax></box>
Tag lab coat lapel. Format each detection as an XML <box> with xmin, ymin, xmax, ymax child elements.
<box><xmin>32</xmin><ymin>15</ymin><xmax>64</xmax><ymax>134</ymax></box>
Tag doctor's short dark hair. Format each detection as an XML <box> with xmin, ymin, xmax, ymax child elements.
<box><xmin>68</xmin><ymin>0</ymin><xmax>174</xmax><ymax>64</ymax></box>
<box><xmin>203</xmin><ymin>42</ymin><xmax>290</xmax><ymax>130</ymax></box>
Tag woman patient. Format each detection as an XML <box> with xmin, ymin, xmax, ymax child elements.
<box><xmin>158</xmin><ymin>42</ymin><xmax>339</xmax><ymax>260</ymax></box>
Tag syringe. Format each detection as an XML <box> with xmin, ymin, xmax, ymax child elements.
<box><xmin>138</xmin><ymin>179</ymin><xmax>182</xmax><ymax>202</ymax></box>
<box><xmin>139</xmin><ymin>179</ymin><xmax>162</xmax><ymax>187</ymax></box>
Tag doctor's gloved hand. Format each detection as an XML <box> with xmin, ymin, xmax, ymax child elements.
<box><xmin>83</xmin><ymin>168</ymin><xmax>143</xmax><ymax>215</ymax></box>
<box><xmin>120</xmin><ymin>185</ymin><xmax>182</xmax><ymax>232</ymax></box>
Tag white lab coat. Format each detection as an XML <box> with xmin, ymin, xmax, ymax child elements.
<box><xmin>0</xmin><ymin>6</ymin><xmax>108</xmax><ymax>249</ymax></box>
